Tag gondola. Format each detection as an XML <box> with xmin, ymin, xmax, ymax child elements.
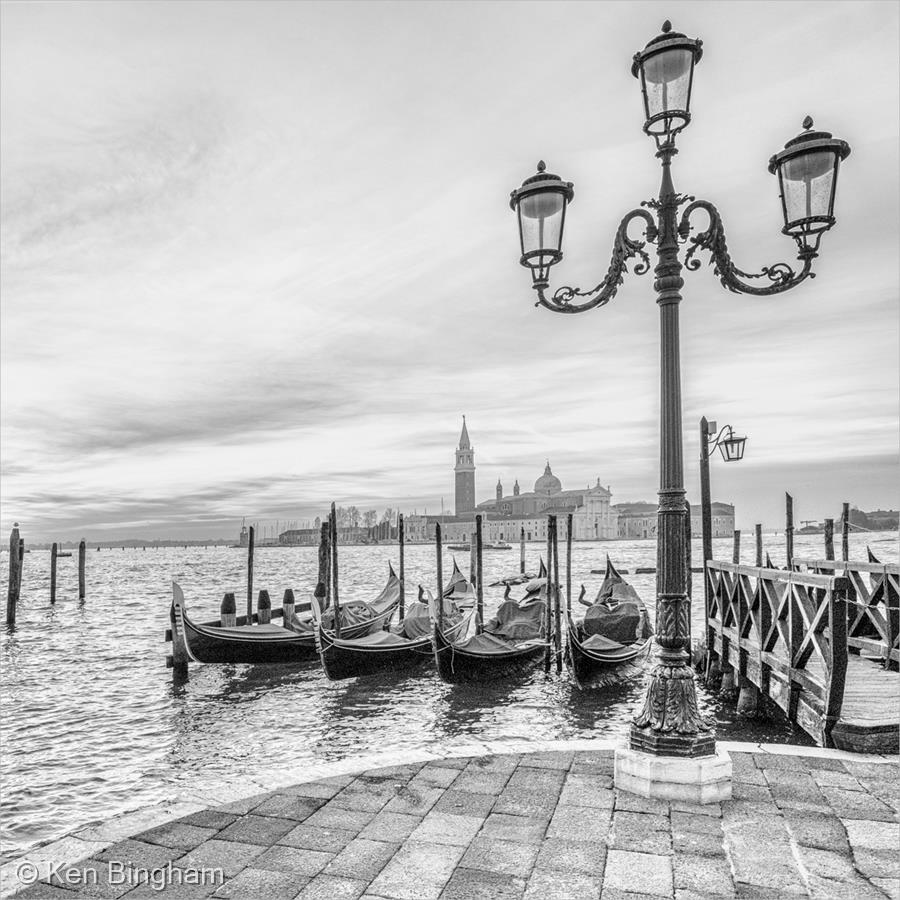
<box><xmin>443</xmin><ymin>558</ymin><xmax>476</xmax><ymax>609</ymax></box>
<box><xmin>313</xmin><ymin>587</ymin><xmax>471</xmax><ymax>680</ymax></box>
<box><xmin>172</xmin><ymin>564</ymin><xmax>401</xmax><ymax>665</ymax></box>
<box><xmin>566</xmin><ymin>556</ymin><xmax>654</xmax><ymax>689</ymax></box>
<box><xmin>428</xmin><ymin>588</ymin><xmax>548</xmax><ymax>683</ymax></box>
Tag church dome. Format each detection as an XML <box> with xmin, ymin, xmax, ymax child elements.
<box><xmin>534</xmin><ymin>462</ymin><xmax>562</xmax><ymax>495</ymax></box>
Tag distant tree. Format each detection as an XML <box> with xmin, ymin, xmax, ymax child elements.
<box><xmin>336</xmin><ymin>506</ymin><xmax>350</xmax><ymax>528</ymax></box>
<box><xmin>363</xmin><ymin>510</ymin><xmax>378</xmax><ymax>529</ymax></box>
<box><xmin>347</xmin><ymin>506</ymin><xmax>360</xmax><ymax>529</ymax></box>
<box><xmin>380</xmin><ymin>507</ymin><xmax>394</xmax><ymax>525</ymax></box>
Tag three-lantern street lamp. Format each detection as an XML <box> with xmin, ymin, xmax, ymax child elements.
<box><xmin>509</xmin><ymin>21</ymin><xmax>850</xmax><ymax>759</ymax></box>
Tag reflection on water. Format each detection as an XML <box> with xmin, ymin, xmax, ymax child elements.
<box><xmin>3</xmin><ymin>532</ymin><xmax>890</xmax><ymax>860</ymax></box>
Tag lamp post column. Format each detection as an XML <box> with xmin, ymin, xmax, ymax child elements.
<box><xmin>631</xmin><ymin>150</ymin><xmax>714</xmax><ymax>757</ymax></box>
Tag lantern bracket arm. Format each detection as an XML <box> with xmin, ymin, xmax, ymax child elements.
<box><xmin>535</xmin><ymin>208</ymin><xmax>657</xmax><ymax>314</ymax></box>
<box><xmin>707</xmin><ymin>424</ymin><xmax>735</xmax><ymax>449</ymax></box>
<box><xmin>678</xmin><ymin>199</ymin><xmax>815</xmax><ymax>296</ymax></box>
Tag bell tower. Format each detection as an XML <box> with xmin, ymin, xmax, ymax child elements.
<box><xmin>454</xmin><ymin>416</ymin><xmax>476</xmax><ymax>517</ymax></box>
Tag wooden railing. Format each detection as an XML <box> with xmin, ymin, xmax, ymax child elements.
<box><xmin>706</xmin><ymin>561</ymin><xmax>849</xmax><ymax>747</ymax></box>
<box><xmin>793</xmin><ymin>557</ymin><xmax>899</xmax><ymax>668</ymax></box>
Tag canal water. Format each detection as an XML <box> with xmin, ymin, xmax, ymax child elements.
<box><xmin>1</xmin><ymin>532</ymin><xmax>894</xmax><ymax>861</ymax></box>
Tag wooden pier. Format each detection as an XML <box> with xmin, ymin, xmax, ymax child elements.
<box><xmin>704</xmin><ymin>556</ymin><xmax>899</xmax><ymax>753</ymax></box>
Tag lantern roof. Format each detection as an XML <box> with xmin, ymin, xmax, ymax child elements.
<box><xmin>510</xmin><ymin>161</ymin><xmax>574</xmax><ymax>210</ymax></box>
<box><xmin>768</xmin><ymin>117</ymin><xmax>851</xmax><ymax>174</ymax></box>
<box><xmin>631</xmin><ymin>20</ymin><xmax>703</xmax><ymax>78</ymax></box>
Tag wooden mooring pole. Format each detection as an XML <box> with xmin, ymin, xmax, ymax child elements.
<box><xmin>785</xmin><ymin>493</ymin><xmax>794</xmax><ymax>569</ymax></box>
<box><xmin>732</xmin><ymin>530</ymin><xmax>741</xmax><ymax>565</ymax></box>
<box><xmin>824</xmin><ymin>518</ymin><xmax>835</xmax><ymax>561</ymax></box>
<box><xmin>755</xmin><ymin>524</ymin><xmax>763</xmax><ymax>568</ymax></box>
<box><xmin>475</xmin><ymin>514</ymin><xmax>484</xmax><ymax>634</ymax></box>
<box><xmin>398</xmin><ymin>514</ymin><xmax>405</xmax><ymax>619</ymax></box>
<box><xmin>282</xmin><ymin>589</ymin><xmax>295</xmax><ymax>625</ymax></box>
<box><xmin>331</xmin><ymin>503</ymin><xmax>341</xmax><ymax>638</ymax></box>
<box><xmin>220</xmin><ymin>592</ymin><xmax>236</xmax><ymax>627</ymax></box>
<box><xmin>246</xmin><ymin>525</ymin><xmax>255</xmax><ymax>623</ymax></box>
<box><xmin>78</xmin><ymin>540</ymin><xmax>86</xmax><ymax>600</ymax></box>
<box><xmin>6</xmin><ymin>524</ymin><xmax>21</xmax><ymax>626</ymax></box>
<box><xmin>566</xmin><ymin>513</ymin><xmax>573</xmax><ymax>617</ymax></box>
<box><xmin>50</xmin><ymin>543</ymin><xmax>58</xmax><ymax>604</ymax></box>
<box><xmin>519</xmin><ymin>526</ymin><xmax>526</xmax><ymax>575</ymax></box>
<box><xmin>257</xmin><ymin>590</ymin><xmax>271</xmax><ymax>625</ymax></box>
<box><xmin>841</xmin><ymin>502</ymin><xmax>850</xmax><ymax>562</ymax></box>
<box><xmin>318</xmin><ymin>520</ymin><xmax>330</xmax><ymax>605</ymax></box>
<box><xmin>435</xmin><ymin>523</ymin><xmax>444</xmax><ymax>634</ymax></box>
<box><xmin>544</xmin><ymin>518</ymin><xmax>553</xmax><ymax>673</ymax></box>
<box><xmin>552</xmin><ymin>516</ymin><xmax>562</xmax><ymax>674</ymax></box>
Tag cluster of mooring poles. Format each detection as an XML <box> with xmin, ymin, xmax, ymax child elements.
<box><xmin>6</xmin><ymin>525</ymin><xmax>88</xmax><ymax>626</ymax></box>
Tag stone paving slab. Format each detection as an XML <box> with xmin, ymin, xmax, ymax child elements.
<box><xmin>4</xmin><ymin>741</ymin><xmax>898</xmax><ymax>899</ymax></box>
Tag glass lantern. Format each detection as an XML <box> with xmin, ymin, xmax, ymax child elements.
<box><xmin>718</xmin><ymin>428</ymin><xmax>747</xmax><ymax>463</ymax></box>
<box><xmin>510</xmin><ymin>161</ymin><xmax>574</xmax><ymax>288</ymax></box>
<box><xmin>768</xmin><ymin>118</ymin><xmax>851</xmax><ymax>256</ymax></box>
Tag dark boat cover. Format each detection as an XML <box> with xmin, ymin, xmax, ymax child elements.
<box><xmin>484</xmin><ymin>599</ymin><xmax>545</xmax><ymax>640</ymax></box>
<box><xmin>583</xmin><ymin>558</ymin><xmax>653</xmax><ymax>644</ymax></box>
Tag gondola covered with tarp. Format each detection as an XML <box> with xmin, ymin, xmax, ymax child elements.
<box><xmin>565</xmin><ymin>556</ymin><xmax>654</xmax><ymax>688</ymax></box>
<box><xmin>429</xmin><ymin>585</ymin><xmax>548</xmax><ymax>683</ymax></box>
<box><xmin>172</xmin><ymin>563</ymin><xmax>401</xmax><ymax>665</ymax></box>
<box><xmin>314</xmin><ymin>587</ymin><xmax>470</xmax><ymax>680</ymax></box>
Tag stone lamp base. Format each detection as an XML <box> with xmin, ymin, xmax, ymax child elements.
<box><xmin>614</xmin><ymin>747</ymin><xmax>732</xmax><ymax>804</ymax></box>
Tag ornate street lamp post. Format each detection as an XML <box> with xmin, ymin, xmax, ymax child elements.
<box><xmin>509</xmin><ymin>22</ymin><xmax>850</xmax><ymax>762</ymax></box>
<box><xmin>699</xmin><ymin>419</ymin><xmax>745</xmax><ymax>669</ymax></box>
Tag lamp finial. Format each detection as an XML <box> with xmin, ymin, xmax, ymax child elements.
<box><xmin>662</xmin><ymin>20</ymin><xmax>672</xmax><ymax>33</ymax></box>
<box><xmin>537</xmin><ymin>160</ymin><xmax>546</xmax><ymax>173</ymax></box>
<box><xmin>802</xmin><ymin>115</ymin><xmax>814</xmax><ymax>130</ymax></box>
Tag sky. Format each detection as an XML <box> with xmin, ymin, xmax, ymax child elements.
<box><xmin>1</xmin><ymin>0</ymin><xmax>898</xmax><ymax>541</ymax></box>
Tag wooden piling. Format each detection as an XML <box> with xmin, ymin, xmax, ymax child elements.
<box><xmin>50</xmin><ymin>543</ymin><xmax>58</xmax><ymax>604</ymax></box>
<box><xmin>519</xmin><ymin>526</ymin><xmax>526</xmax><ymax>575</ymax></box>
<box><xmin>331</xmin><ymin>504</ymin><xmax>341</xmax><ymax>638</ymax></box>
<box><xmin>785</xmin><ymin>493</ymin><xmax>794</xmax><ymax>570</ymax></box>
<box><xmin>841</xmin><ymin>502</ymin><xmax>850</xmax><ymax>562</ymax></box>
<box><xmin>318</xmin><ymin>521</ymin><xmax>330</xmax><ymax>605</ymax></box>
<box><xmin>17</xmin><ymin>538</ymin><xmax>25</xmax><ymax>593</ymax></box>
<box><xmin>469</xmin><ymin>538</ymin><xmax>477</xmax><ymax>589</ymax></box>
<box><xmin>736</xmin><ymin>676</ymin><xmax>760</xmax><ymax>718</ymax></box>
<box><xmin>220</xmin><ymin>592</ymin><xmax>237</xmax><ymax>627</ymax></box>
<box><xmin>732</xmin><ymin>530</ymin><xmax>741</xmax><ymax>565</ymax></box>
<box><xmin>282</xmin><ymin>589</ymin><xmax>295</xmax><ymax>626</ymax></box>
<box><xmin>78</xmin><ymin>539</ymin><xmax>86</xmax><ymax>600</ymax></box>
<box><xmin>436</xmin><ymin>523</ymin><xmax>444</xmax><ymax>633</ymax></box>
<box><xmin>824</xmin><ymin>518</ymin><xmax>835</xmax><ymax>561</ymax></box>
<box><xmin>475</xmin><ymin>514</ymin><xmax>484</xmax><ymax>634</ymax></box>
<box><xmin>566</xmin><ymin>513</ymin><xmax>573</xmax><ymax>617</ymax></box>
<box><xmin>552</xmin><ymin>516</ymin><xmax>562</xmax><ymax>674</ymax></box>
<box><xmin>257</xmin><ymin>590</ymin><xmax>271</xmax><ymax>625</ymax></box>
<box><xmin>6</xmin><ymin>524</ymin><xmax>21</xmax><ymax>626</ymax></box>
<box><xmin>755</xmin><ymin>524</ymin><xmax>763</xmax><ymax>568</ymax></box>
<box><xmin>398</xmin><ymin>514</ymin><xmax>405</xmax><ymax>619</ymax></box>
<box><xmin>544</xmin><ymin>518</ymin><xmax>553</xmax><ymax>673</ymax></box>
<box><xmin>246</xmin><ymin>525</ymin><xmax>255</xmax><ymax>623</ymax></box>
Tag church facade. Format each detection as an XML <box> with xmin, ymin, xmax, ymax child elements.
<box><xmin>410</xmin><ymin>420</ymin><xmax>618</xmax><ymax>543</ymax></box>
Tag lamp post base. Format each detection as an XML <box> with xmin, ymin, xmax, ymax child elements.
<box><xmin>615</xmin><ymin>747</ymin><xmax>732</xmax><ymax>805</ymax></box>
<box><xmin>629</xmin><ymin>723</ymin><xmax>716</xmax><ymax>757</ymax></box>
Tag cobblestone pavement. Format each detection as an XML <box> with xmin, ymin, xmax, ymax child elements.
<box><xmin>15</xmin><ymin>749</ymin><xmax>899</xmax><ymax>900</ymax></box>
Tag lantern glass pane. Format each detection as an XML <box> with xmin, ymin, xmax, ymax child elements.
<box><xmin>642</xmin><ymin>48</ymin><xmax>693</xmax><ymax>132</ymax></box>
<box><xmin>719</xmin><ymin>437</ymin><xmax>745</xmax><ymax>462</ymax></box>
<box><xmin>780</xmin><ymin>150</ymin><xmax>836</xmax><ymax>226</ymax></box>
<box><xmin>518</xmin><ymin>190</ymin><xmax>565</xmax><ymax>256</ymax></box>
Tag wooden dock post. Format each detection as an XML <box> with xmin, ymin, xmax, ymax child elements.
<box><xmin>435</xmin><ymin>523</ymin><xmax>444</xmax><ymax>633</ymax></box>
<box><xmin>755</xmin><ymin>524</ymin><xmax>763</xmax><ymax>568</ymax></box>
<box><xmin>824</xmin><ymin>518</ymin><xmax>835</xmax><ymax>561</ymax></box>
<box><xmin>841</xmin><ymin>502</ymin><xmax>850</xmax><ymax>561</ymax></box>
<box><xmin>552</xmin><ymin>516</ymin><xmax>562</xmax><ymax>674</ymax></box>
<box><xmin>737</xmin><ymin>677</ymin><xmax>760</xmax><ymax>718</ymax></box>
<box><xmin>220</xmin><ymin>592</ymin><xmax>236</xmax><ymax>627</ymax></box>
<box><xmin>282</xmin><ymin>589</ymin><xmax>295</xmax><ymax>626</ymax></box>
<box><xmin>78</xmin><ymin>539</ymin><xmax>86</xmax><ymax>600</ymax></box>
<box><xmin>732</xmin><ymin>530</ymin><xmax>741</xmax><ymax>565</ymax></box>
<box><xmin>519</xmin><ymin>526</ymin><xmax>526</xmax><ymax>575</ymax></box>
<box><xmin>50</xmin><ymin>543</ymin><xmax>58</xmax><ymax>604</ymax></box>
<box><xmin>17</xmin><ymin>538</ymin><xmax>25</xmax><ymax>593</ymax></box>
<box><xmin>544</xmin><ymin>517</ymin><xmax>553</xmax><ymax>673</ymax></box>
<box><xmin>6</xmin><ymin>524</ymin><xmax>21</xmax><ymax>626</ymax></box>
<box><xmin>331</xmin><ymin>503</ymin><xmax>341</xmax><ymax>638</ymax></box>
<box><xmin>257</xmin><ymin>590</ymin><xmax>271</xmax><ymax>625</ymax></box>
<box><xmin>475</xmin><ymin>514</ymin><xmax>484</xmax><ymax>633</ymax></box>
<box><xmin>246</xmin><ymin>525</ymin><xmax>255</xmax><ymax>623</ymax></box>
<box><xmin>318</xmin><ymin>521</ymin><xmax>330</xmax><ymax>605</ymax></box>
<box><xmin>398</xmin><ymin>513</ymin><xmax>406</xmax><ymax>619</ymax></box>
<box><xmin>785</xmin><ymin>493</ymin><xmax>794</xmax><ymax>569</ymax></box>
<box><xmin>566</xmin><ymin>513</ymin><xmax>573</xmax><ymax>617</ymax></box>
<box><xmin>469</xmin><ymin>538</ymin><xmax>477</xmax><ymax>589</ymax></box>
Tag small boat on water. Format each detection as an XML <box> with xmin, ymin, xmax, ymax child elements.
<box><xmin>429</xmin><ymin>584</ymin><xmax>548</xmax><ymax>683</ymax></box>
<box><xmin>566</xmin><ymin>556</ymin><xmax>654</xmax><ymax>689</ymax></box>
<box><xmin>314</xmin><ymin>587</ymin><xmax>471</xmax><ymax>680</ymax></box>
<box><xmin>172</xmin><ymin>564</ymin><xmax>401</xmax><ymax>665</ymax></box>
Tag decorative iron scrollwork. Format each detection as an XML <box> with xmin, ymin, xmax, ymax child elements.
<box><xmin>535</xmin><ymin>208</ymin><xmax>658</xmax><ymax>314</ymax></box>
<box><xmin>679</xmin><ymin>199</ymin><xmax>815</xmax><ymax>296</ymax></box>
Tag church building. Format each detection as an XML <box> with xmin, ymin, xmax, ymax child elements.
<box><xmin>412</xmin><ymin>419</ymin><xmax>618</xmax><ymax>542</ymax></box>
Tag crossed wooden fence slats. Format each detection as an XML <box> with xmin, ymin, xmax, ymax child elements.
<box><xmin>706</xmin><ymin>561</ymin><xmax>849</xmax><ymax>747</ymax></box>
<box><xmin>793</xmin><ymin>558</ymin><xmax>899</xmax><ymax>668</ymax></box>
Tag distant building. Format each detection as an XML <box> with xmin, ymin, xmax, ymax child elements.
<box><xmin>614</xmin><ymin>501</ymin><xmax>735</xmax><ymax>539</ymax></box>
<box><xmin>418</xmin><ymin>421</ymin><xmax>618</xmax><ymax>542</ymax></box>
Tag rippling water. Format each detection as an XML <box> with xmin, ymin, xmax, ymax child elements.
<box><xmin>1</xmin><ymin>532</ymin><xmax>894</xmax><ymax>860</ymax></box>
